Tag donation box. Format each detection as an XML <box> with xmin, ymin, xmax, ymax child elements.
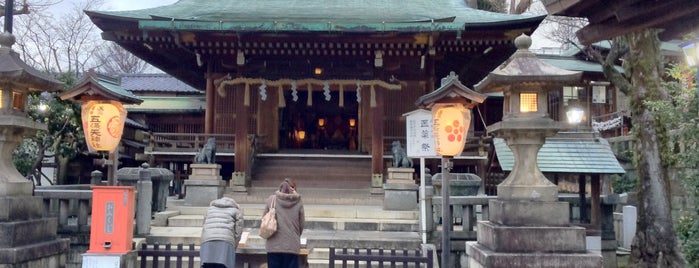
<box><xmin>88</xmin><ymin>185</ymin><xmax>136</xmax><ymax>253</ymax></box>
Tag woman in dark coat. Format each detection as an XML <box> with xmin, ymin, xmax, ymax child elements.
<box><xmin>264</xmin><ymin>178</ymin><xmax>305</xmax><ymax>268</ymax></box>
<box><xmin>200</xmin><ymin>197</ymin><xmax>244</xmax><ymax>268</ymax></box>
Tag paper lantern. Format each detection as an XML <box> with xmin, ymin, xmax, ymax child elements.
<box><xmin>433</xmin><ymin>104</ymin><xmax>470</xmax><ymax>156</ymax></box>
<box><xmin>82</xmin><ymin>100</ymin><xmax>127</xmax><ymax>152</ymax></box>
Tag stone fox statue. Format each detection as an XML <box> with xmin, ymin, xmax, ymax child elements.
<box><xmin>391</xmin><ymin>140</ymin><xmax>413</xmax><ymax>168</ymax></box>
<box><xmin>195</xmin><ymin>137</ymin><xmax>217</xmax><ymax>164</ymax></box>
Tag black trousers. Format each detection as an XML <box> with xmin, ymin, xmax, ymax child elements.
<box><xmin>267</xmin><ymin>252</ymin><xmax>299</xmax><ymax>268</ymax></box>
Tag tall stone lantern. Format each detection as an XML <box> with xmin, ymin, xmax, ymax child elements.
<box><xmin>0</xmin><ymin>21</ymin><xmax>70</xmax><ymax>268</ymax></box>
<box><xmin>466</xmin><ymin>34</ymin><xmax>602</xmax><ymax>267</ymax></box>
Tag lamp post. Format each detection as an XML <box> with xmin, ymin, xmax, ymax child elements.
<box><xmin>680</xmin><ymin>39</ymin><xmax>699</xmax><ymax>111</ymax></box>
<box><xmin>60</xmin><ymin>71</ymin><xmax>142</xmax><ymax>185</ymax></box>
<box><xmin>415</xmin><ymin>71</ymin><xmax>486</xmax><ymax>268</ymax></box>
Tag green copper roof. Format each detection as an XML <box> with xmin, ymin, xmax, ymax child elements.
<box><xmin>494</xmin><ymin>134</ymin><xmax>625</xmax><ymax>174</ymax></box>
<box><xmin>124</xmin><ymin>96</ymin><xmax>205</xmax><ymax>113</ymax></box>
<box><xmin>86</xmin><ymin>0</ymin><xmax>544</xmax><ymax>33</ymax></box>
<box><xmin>540</xmin><ymin>57</ymin><xmax>625</xmax><ymax>73</ymax></box>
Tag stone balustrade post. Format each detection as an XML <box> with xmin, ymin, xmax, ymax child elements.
<box><xmin>90</xmin><ymin>170</ymin><xmax>103</xmax><ymax>185</ymax></box>
<box><xmin>136</xmin><ymin>163</ymin><xmax>152</xmax><ymax>236</ymax></box>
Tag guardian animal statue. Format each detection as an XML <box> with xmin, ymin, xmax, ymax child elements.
<box><xmin>391</xmin><ymin>140</ymin><xmax>413</xmax><ymax>168</ymax></box>
<box><xmin>194</xmin><ymin>137</ymin><xmax>217</xmax><ymax>164</ymax></box>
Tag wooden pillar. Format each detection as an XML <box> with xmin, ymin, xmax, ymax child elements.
<box><xmin>578</xmin><ymin>174</ymin><xmax>587</xmax><ymax>223</ymax></box>
<box><xmin>234</xmin><ymin>84</ymin><xmax>249</xmax><ymax>173</ymax></box>
<box><xmin>205</xmin><ymin>72</ymin><xmax>215</xmax><ymax>134</ymax></box>
<box><xmin>371</xmin><ymin>87</ymin><xmax>384</xmax><ymax>175</ymax></box>
<box><xmin>590</xmin><ymin>174</ymin><xmax>601</xmax><ymax>227</ymax></box>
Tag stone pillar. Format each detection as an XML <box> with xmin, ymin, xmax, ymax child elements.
<box><xmin>184</xmin><ymin>163</ymin><xmax>225</xmax><ymax>206</ymax></box>
<box><xmin>136</xmin><ymin>165</ymin><xmax>152</xmax><ymax>236</ymax></box>
<box><xmin>231</xmin><ymin>171</ymin><xmax>247</xmax><ymax>193</ymax></box>
<box><xmin>371</xmin><ymin>173</ymin><xmax>384</xmax><ymax>195</ymax></box>
<box><xmin>383</xmin><ymin>167</ymin><xmax>417</xmax><ymax>210</ymax></box>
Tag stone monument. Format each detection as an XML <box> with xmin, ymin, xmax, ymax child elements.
<box><xmin>467</xmin><ymin>34</ymin><xmax>602</xmax><ymax>267</ymax></box>
<box><xmin>185</xmin><ymin>138</ymin><xmax>225</xmax><ymax>206</ymax></box>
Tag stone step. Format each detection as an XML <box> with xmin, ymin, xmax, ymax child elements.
<box><xmin>166</xmin><ymin>214</ymin><xmax>419</xmax><ymax>232</ymax></box>
<box><xmin>164</xmin><ymin>203</ymin><xmax>419</xmax><ymax>220</ymax></box>
<box><xmin>146</xmin><ymin>227</ymin><xmax>421</xmax><ymax>251</ymax></box>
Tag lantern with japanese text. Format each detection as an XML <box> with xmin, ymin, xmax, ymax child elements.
<box><xmin>81</xmin><ymin>100</ymin><xmax>127</xmax><ymax>152</ymax></box>
<box><xmin>432</xmin><ymin>103</ymin><xmax>470</xmax><ymax>156</ymax></box>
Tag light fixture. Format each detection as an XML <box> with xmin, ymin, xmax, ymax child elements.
<box><xmin>296</xmin><ymin>130</ymin><xmax>306</xmax><ymax>140</ymax></box>
<box><xmin>318</xmin><ymin>118</ymin><xmax>325</xmax><ymax>127</ymax></box>
<box><xmin>566</xmin><ymin>107</ymin><xmax>584</xmax><ymax>125</ymax></box>
<box><xmin>519</xmin><ymin>92</ymin><xmax>538</xmax><ymax>113</ymax></box>
<box><xmin>314</xmin><ymin>67</ymin><xmax>323</xmax><ymax>75</ymax></box>
<box><xmin>349</xmin><ymin>118</ymin><xmax>356</xmax><ymax>127</ymax></box>
<box><xmin>680</xmin><ymin>39</ymin><xmax>699</xmax><ymax>112</ymax></box>
<box><xmin>433</xmin><ymin>103</ymin><xmax>470</xmax><ymax>156</ymax></box>
<box><xmin>81</xmin><ymin>100</ymin><xmax>127</xmax><ymax>152</ymax></box>
<box><xmin>681</xmin><ymin>40</ymin><xmax>699</xmax><ymax>68</ymax></box>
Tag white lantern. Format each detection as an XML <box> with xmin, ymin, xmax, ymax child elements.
<box><xmin>82</xmin><ymin>100</ymin><xmax>126</xmax><ymax>152</ymax></box>
<box><xmin>433</xmin><ymin>103</ymin><xmax>470</xmax><ymax>156</ymax></box>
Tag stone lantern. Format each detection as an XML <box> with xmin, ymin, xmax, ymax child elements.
<box><xmin>466</xmin><ymin>34</ymin><xmax>601</xmax><ymax>267</ymax></box>
<box><xmin>0</xmin><ymin>24</ymin><xmax>69</xmax><ymax>268</ymax></box>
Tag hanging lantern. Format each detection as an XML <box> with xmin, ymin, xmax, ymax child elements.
<box><xmin>81</xmin><ymin>100</ymin><xmax>127</xmax><ymax>152</ymax></box>
<box><xmin>433</xmin><ymin>103</ymin><xmax>470</xmax><ymax>156</ymax></box>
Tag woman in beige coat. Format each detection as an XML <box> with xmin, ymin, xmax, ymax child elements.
<box><xmin>263</xmin><ymin>178</ymin><xmax>305</xmax><ymax>268</ymax></box>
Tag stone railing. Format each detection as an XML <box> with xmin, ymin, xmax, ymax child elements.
<box><xmin>148</xmin><ymin>132</ymin><xmax>235</xmax><ymax>154</ymax></box>
<box><xmin>427</xmin><ymin>193</ymin><xmax>627</xmax><ymax>252</ymax></box>
<box><xmin>34</xmin><ymin>185</ymin><xmax>93</xmax><ymax>234</ymax></box>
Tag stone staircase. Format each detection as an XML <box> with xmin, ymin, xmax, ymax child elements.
<box><xmin>145</xmin><ymin>191</ymin><xmax>423</xmax><ymax>267</ymax></box>
<box><xmin>252</xmin><ymin>155</ymin><xmax>373</xmax><ymax>189</ymax></box>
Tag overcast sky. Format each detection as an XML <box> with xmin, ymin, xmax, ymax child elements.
<box><xmin>101</xmin><ymin>0</ymin><xmax>177</xmax><ymax>11</ymax></box>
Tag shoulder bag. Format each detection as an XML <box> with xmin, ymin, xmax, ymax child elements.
<box><xmin>259</xmin><ymin>197</ymin><xmax>277</xmax><ymax>239</ymax></box>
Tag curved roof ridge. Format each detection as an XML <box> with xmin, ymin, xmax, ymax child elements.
<box><xmin>86</xmin><ymin>0</ymin><xmax>544</xmax><ymax>31</ymax></box>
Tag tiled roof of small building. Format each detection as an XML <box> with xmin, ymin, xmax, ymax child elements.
<box><xmin>494</xmin><ymin>133</ymin><xmax>625</xmax><ymax>174</ymax></box>
<box><xmin>119</xmin><ymin>73</ymin><xmax>200</xmax><ymax>93</ymax></box>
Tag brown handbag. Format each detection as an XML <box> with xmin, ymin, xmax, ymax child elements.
<box><xmin>259</xmin><ymin>197</ymin><xmax>277</xmax><ymax>239</ymax></box>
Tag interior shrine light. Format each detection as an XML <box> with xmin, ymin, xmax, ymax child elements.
<box><xmin>296</xmin><ymin>130</ymin><xmax>306</xmax><ymax>140</ymax></box>
<box><xmin>349</xmin><ymin>118</ymin><xmax>356</xmax><ymax>127</ymax></box>
<box><xmin>81</xmin><ymin>100</ymin><xmax>126</xmax><ymax>152</ymax></box>
<box><xmin>318</xmin><ymin>118</ymin><xmax>326</xmax><ymax>127</ymax></box>
<box><xmin>433</xmin><ymin>103</ymin><xmax>470</xmax><ymax>156</ymax></box>
<box><xmin>519</xmin><ymin>92</ymin><xmax>538</xmax><ymax>113</ymax></box>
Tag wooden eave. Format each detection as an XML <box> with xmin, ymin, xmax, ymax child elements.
<box><xmin>60</xmin><ymin>73</ymin><xmax>143</xmax><ymax>105</ymax></box>
<box><xmin>543</xmin><ymin>0</ymin><xmax>699</xmax><ymax>44</ymax></box>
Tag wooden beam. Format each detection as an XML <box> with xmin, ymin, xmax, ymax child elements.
<box><xmin>586</xmin><ymin>0</ymin><xmax>638</xmax><ymax>24</ymax></box>
<box><xmin>576</xmin><ymin>2</ymin><xmax>699</xmax><ymax>45</ymax></box>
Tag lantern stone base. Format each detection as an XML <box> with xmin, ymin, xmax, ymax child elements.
<box><xmin>184</xmin><ymin>164</ymin><xmax>224</xmax><ymax>206</ymax></box>
<box><xmin>466</xmin><ymin>199</ymin><xmax>602</xmax><ymax>267</ymax></box>
<box><xmin>383</xmin><ymin>168</ymin><xmax>417</xmax><ymax>210</ymax></box>
<box><xmin>0</xmin><ymin>196</ymin><xmax>70</xmax><ymax>268</ymax></box>
<box><xmin>183</xmin><ymin>180</ymin><xmax>226</xmax><ymax>206</ymax></box>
